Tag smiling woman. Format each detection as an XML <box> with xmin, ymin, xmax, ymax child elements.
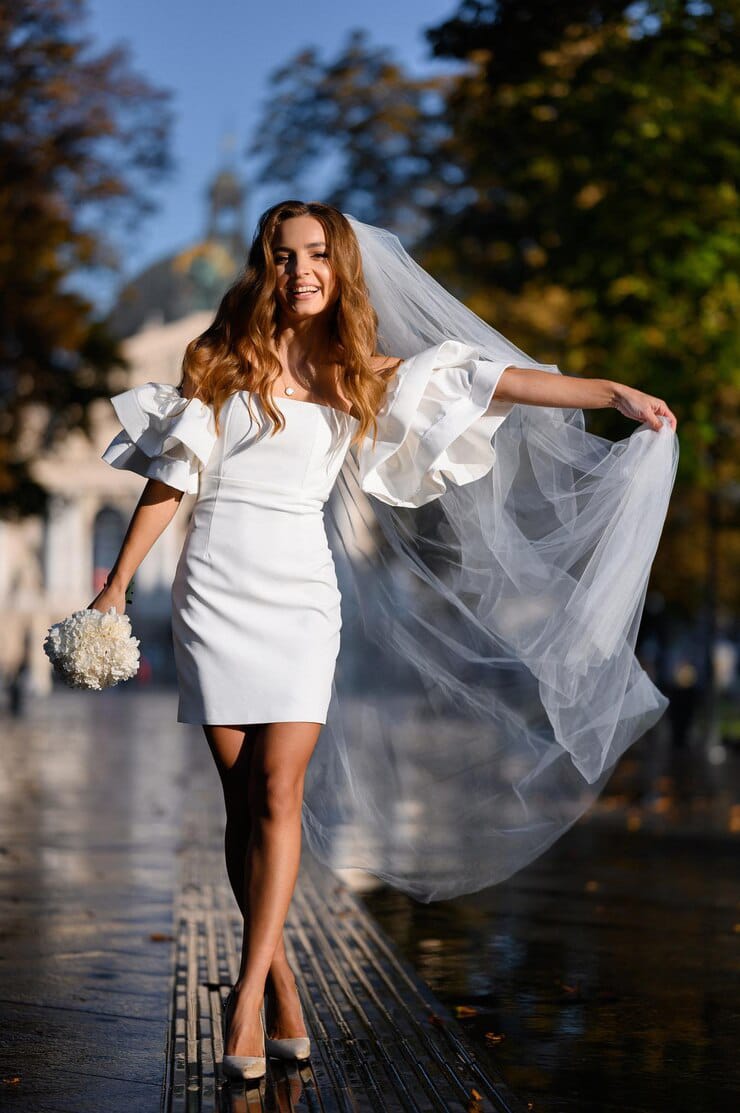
<box><xmin>271</xmin><ymin>231</ymin><xmax>405</xmax><ymax>400</ymax></box>
<box><xmin>94</xmin><ymin>199</ymin><xmax>678</xmax><ymax>1078</ymax></box>
<box><xmin>273</xmin><ymin>234</ymin><xmax>332</xmax><ymax>307</ymax></box>
<box><xmin>167</xmin><ymin>203</ymin><xmax>396</xmax><ymax>446</ymax></box>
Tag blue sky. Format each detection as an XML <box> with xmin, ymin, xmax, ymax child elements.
<box><xmin>82</xmin><ymin>0</ymin><xmax>463</xmax><ymax>311</ymax></box>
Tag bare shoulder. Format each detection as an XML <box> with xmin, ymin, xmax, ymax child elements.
<box><xmin>369</xmin><ymin>353</ymin><xmax>404</xmax><ymax>375</ymax></box>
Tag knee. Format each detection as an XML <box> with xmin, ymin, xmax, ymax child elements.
<box><xmin>248</xmin><ymin>770</ymin><xmax>304</xmax><ymax>822</ymax></box>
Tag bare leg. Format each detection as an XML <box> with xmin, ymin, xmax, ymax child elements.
<box><xmin>204</xmin><ymin>720</ymin><xmax>322</xmax><ymax>1056</ymax></box>
<box><xmin>204</xmin><ymin>723</ymin><xmax>299</xmax><ymax>1018</ymax></box>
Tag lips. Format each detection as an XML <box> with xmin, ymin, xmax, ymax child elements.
<box><xmin>288</xmin><ymin>285</ymin><xmax>320</xmax><ymax>299</ymax></box>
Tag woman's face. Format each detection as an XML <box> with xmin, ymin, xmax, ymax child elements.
<box><xmin>272</xmin><ymin>215</ymin><xmax>338</xmax><ymax>321</ymax></box>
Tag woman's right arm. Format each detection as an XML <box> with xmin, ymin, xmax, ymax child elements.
<box><xmin>87</xmin><ymin>478</ymin><xmax>185</xmax><ymax>614</ymax></box>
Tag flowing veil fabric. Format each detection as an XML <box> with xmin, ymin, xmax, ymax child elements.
<box><xmin>299</xmin><ymin>214</ymin><xmax>679</xmax><ymax>902</ymax></box>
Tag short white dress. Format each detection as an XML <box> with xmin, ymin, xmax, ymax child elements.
<box><xmin>100</xmin><ymin>340</ymin><xmax>513</xmax><ymax>725</ymax></box>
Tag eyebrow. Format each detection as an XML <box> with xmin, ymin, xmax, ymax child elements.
<box><xmin>273</xmin><ymin>242</ymin><xmax>326</xmax><ymax>251</ymax></box>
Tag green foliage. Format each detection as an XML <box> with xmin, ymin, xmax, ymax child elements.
<box><xmin>248</xmin><ymin>28</ymin><xmax>459</xmax><ymax>238</ymax></box>
<box><xmin>0</xmin><ymin>0</ymin><xmax>175</xmax><ymax>517</ymax></box>
<box><xmin>424</xmin><ymin>0</ymin><xmax>740</xmax><ymax>494</ymax></box>
<box><xmin>252</xmin><ymin>2</ymin><xmax>740</xmax><ymax>607</ymax></box>
<box><xmin>423</xmin><ymin>0</ymin><xmax>740</xmax><ymax>606</ymax></box>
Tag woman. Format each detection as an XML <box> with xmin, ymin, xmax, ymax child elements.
<box><xmin>91</xmin><ymin>200</ymin><xmax>678</xmax><ymax>1080</ymax></box>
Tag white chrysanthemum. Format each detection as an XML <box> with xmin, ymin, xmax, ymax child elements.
<box><xmin>43</xmin><ymin>607</ymin><xmax>140</xmax><ymax>690</ymax></box>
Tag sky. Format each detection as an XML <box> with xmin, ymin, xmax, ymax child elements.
<box><xmin>82</xmin><ymin>0</ymin><xmax>464</xmax><ymax>311</ymax></box>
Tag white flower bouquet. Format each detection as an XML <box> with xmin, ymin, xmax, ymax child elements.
<box><xmin>43</xmin><ymin>579</ymin><xmax>140</xmax><ymax>690</ymax></box>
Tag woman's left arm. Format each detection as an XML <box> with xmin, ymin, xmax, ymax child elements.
<box><xmin>492</xmin><ymin>366</ymin><xmax>677</xmax><ymax>432</ymax></box>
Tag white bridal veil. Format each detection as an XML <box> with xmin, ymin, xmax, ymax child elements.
<box><xmin>300</xmin><ymin>213</ymin><xmax>679</xmax><ymax>902</ymax></box>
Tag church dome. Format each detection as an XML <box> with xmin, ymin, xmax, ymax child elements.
<box><xmin>107</xmin><ymin>162</ymin><xmax>249</xmax><ymax>339</ymax></box>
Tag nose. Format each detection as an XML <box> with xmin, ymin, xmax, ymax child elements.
<box><xmin>286</xmin><ymin>254</ymin><xmax>313</xmax><ymax>276</ymax></box>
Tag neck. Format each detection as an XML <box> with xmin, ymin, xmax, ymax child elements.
<box><xmin>274</xmin><ymin>313</ymin><xmax>337</xmax><ymax>371</ymax></box>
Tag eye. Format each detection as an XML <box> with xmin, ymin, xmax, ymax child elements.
<box><xmin>274</xmin><ymin>252</ymin><xmax>327</xmax><ymax>262</ymax></box>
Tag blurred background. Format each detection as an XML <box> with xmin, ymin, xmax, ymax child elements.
<box><xmin>2</xmin><ymin>0</ymin><xmax>738</xmax><ymax>746</ymax></box>
<box><xmin>1</xmin><ymin>3</ymin><xmax>738</xmax><ymax>1110</ymax></box>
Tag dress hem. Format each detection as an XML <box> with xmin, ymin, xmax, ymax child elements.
<box><xmin>177</xmin><ymin>714</ymin><xmax>328</xmax><ymax>727</ymax></box>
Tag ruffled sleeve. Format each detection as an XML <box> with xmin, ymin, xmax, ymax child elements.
<box><xmin>100</xmin><ymin>382</ymin><xmax>217</xmax><ymax>494</ymax></box>
<box><xmin>357</xmin><ymin>339</ymin><xmax>515</xmax><ymax>507</ymax></box>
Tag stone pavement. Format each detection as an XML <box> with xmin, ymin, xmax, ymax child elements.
<box><xmin>0</xmin><ymin>688</ymin><xmax>528</xmax><ymax>1112</ymax></box>
<box><xmin>1</xmin><ymin>688</ymin><xmax>736</xmax><ymax>1112</ymax></box>
<box><xmin>360</xmin><ymin>725</ymin><xmax>740</xmax><ymax>1113</ymax></box>
<box><xmin>0</xmin><ymin>689</ymin><xmax>187</xmax><ymax>1111</ymax></box>
<box><xmin>166</xmin><ymin>835</ymin><xmax>527</xmax><ymax>1112</ymax></box>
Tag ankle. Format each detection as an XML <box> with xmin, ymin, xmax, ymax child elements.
<box><xmin>267</xmin><ymin>964</ymin><xmax>296</xmax><ymax>991</ymax></box>
<box><xmin>233</xmin><ymin>979</ymin><xmax>265</xmax><ymax>1008</ymax></box>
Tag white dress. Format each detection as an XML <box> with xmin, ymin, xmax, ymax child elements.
<box><xmin>100</xmin><ymin>340</ymin><xmax>513</xmax><ymax>725</ymax></box>
<box><xmin>101</xmin><ymin>337</ymin><xmax>678</xmax><ymax>901</ymax></box>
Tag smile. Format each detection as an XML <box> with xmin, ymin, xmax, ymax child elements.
<box><xmin>288</xmin><ymin>286</ymin><xmax>320</xmax><ymax>300</ymax></box>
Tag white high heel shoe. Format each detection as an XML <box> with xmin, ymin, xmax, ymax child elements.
<box><xmin>264</xmin><ymin>986</ymin><xmax>311</xmax><ymax>1062</ymax></box>
<box><xmin>221</xmin><ymin>987</ymin><xmax>267</xmax><ymax>1082</ymax></box>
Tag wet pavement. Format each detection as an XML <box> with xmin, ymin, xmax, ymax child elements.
<box><xmin>361</xmin><ymin>728</ymin><xmax>740</xmax><ymax>1113</ymax></box>
<box><xmin>1</xmin><ymin>688</ymin><xmax>737</xmax><ymax>1112</ymax></box>
<box><xmin>167</xmin><ymin>825</ymin><xmax>527</xmax><ymax>1111</ymax></box>
<box><xmin>0</xmin><ymin>688</ymin><xmax>191</xmax><ymax>1111</ymax></box>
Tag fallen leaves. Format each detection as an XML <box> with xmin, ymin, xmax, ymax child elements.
<box><xmin>555</xmin><ymin>979</ymin><xmax>583</xmax><ymax>1000</ymax></box>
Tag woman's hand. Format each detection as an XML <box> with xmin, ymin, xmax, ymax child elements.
<box><xmin>612</xmin><ymin>383</ymin><xmax>677</xmax><ymax>432</ymax></box>
<box><xmin>87</xmin><ymin>581</ymin><xmax>127</xmax><ymax>615</ymax></box>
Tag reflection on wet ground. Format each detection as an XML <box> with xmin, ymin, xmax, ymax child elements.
<box><xmin>0</xmin><ymin>688</ymin><xmax>192</xmax><ymax>1110</ymax></box>
<box><xmin>361</xmin><ymin>728</ymin><xmax>739</xmax><ymax>1112</ymax></box>
<box><xmin>1</xmin><ymin>688</ymin><xmax>737</xmax><ymax>1111</ymax></box>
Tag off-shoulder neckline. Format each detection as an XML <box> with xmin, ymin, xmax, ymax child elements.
<box><xmin>238</xmin><ymin>389</ymin><xmax>362</xmax><ymax>423</ymax></box>
<box><xmin>235</xmin><ymin>351</ymin><xmax>417</xmax><ymax>423</ymax></box>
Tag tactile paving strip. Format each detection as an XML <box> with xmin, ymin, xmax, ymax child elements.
<box><xmin>162</xmin><ymin>839</ymin><xmax>527</xmax><ymax>1113</ymax></box>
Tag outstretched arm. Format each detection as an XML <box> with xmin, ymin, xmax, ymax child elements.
<box><xmin>87</xmin><ymin>478</ymin><xmax>184</xmax><ymax>614</ymax></box>
<box><xmin>492</xmin><ymin>365</ymin><xmax>677</xmax><ymax>432</ymax></box>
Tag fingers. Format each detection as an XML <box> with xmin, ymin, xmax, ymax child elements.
<box><xmin>621</xmin><ymin>387</ymin><xmax>677</xmax><ymax>432</ymax></box>
<box><xmin>654</xmin><ymin>400</ymin><xmax>678</xmax><ymax>432</ymax></box>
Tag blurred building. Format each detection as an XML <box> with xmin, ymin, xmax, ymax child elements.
<box><xmin>1</xmin><ymin>165</ymin><xmax>248</xmax><ymax>698</ymax></box>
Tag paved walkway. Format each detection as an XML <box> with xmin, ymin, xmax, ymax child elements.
<box><xmin>359</xmin><ymin>725</ymin><xmax>740</xmax><ymax>1113</ymax></box>
<box><xmin>166</xmin><ymin>834</ymin><xmax>527</xmax><ymax>1111</ymax></box>
<box><xmin>1</xmin><ymin>688</ymin><xmax>736</xmax><ymax>1112</ymax></box>
<box><xmin>0</xmin><ymin>688</ymin><xmax>526</xmax><ymax>1112</ymax></box>
<box><xmin>0</xmin><ymin>689</ymin><xmax>186</xmax><ymax>1111</ymax></box>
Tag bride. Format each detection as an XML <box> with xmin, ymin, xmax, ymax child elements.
<box><xmin>90</xmin><ymin>200</ymin><xmax>678</xmax><ymax>1079</ymax></box>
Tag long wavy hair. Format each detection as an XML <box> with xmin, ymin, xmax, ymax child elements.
<box><xmin>177</xmin><ymin>200</ymin><xmax>399</xmax><ymax>446</ymax></box>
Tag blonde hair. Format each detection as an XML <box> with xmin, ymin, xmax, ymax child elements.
<box><xmin>178</xmin><ymin>199</ymin><xmax>399</xmax><ymax>446</ymax></box>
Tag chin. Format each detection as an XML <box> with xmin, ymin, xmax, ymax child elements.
<box><xmin>283</xmin><ymin>300</ymin><xmax>330</xmax><ymax>319</ymax></box>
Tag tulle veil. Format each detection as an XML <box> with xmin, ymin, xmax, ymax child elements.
<box><xmin>299</xmin><ymin>213</ymin><xmax>679</xmax><ymax>902</ymax></box>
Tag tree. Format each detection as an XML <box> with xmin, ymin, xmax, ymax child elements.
<box><xmin>425</xmin><ymin>0</ymin><xmax>740</xmax><ymax>609</ymax></box>
<box><xmin>248</xmin><ymin>3</ymin><xmax>739</xmax><ymax>610</ymax></box>
<box><xmin>0</xmin><ymin>0</ymin><xmax>174</xmax><ymax>517</ymax></box>
<box><xmin>248</xmin><ymin>28</ymin><xmax>459</xmax><ymax>240</ymax></box>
